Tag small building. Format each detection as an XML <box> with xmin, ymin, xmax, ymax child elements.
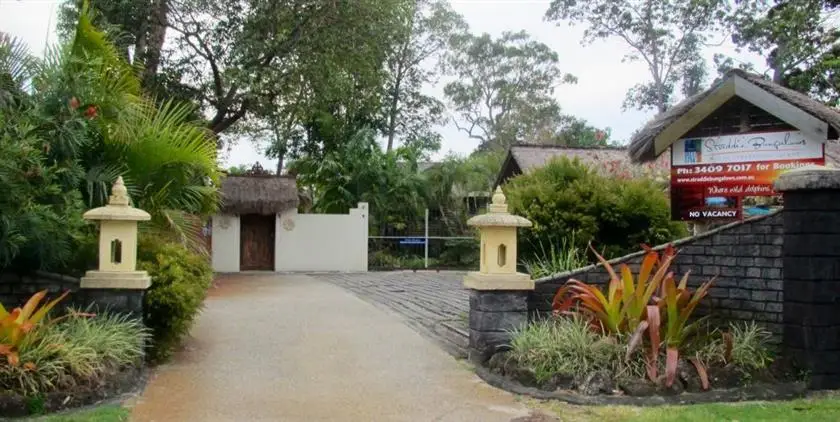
<box><xmin>211</xmin><ymin>174</ymin><xmax>369</xmax><ymax>273</ymax></box>
<box><xmin>212</xmin><ymin>175</ymin><xmax>299</xmax><ymax>272</ymax></box>
<box><xmin>494</xmin><ymin>144</ymin><xmax>670</xmax><ymax>187</ymax></box>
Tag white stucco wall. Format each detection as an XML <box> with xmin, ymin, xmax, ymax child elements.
<box><xmin>275</xmin><ymin>203</ymin><xmax>368</xmax><ymax>272</ymax></box>
<box><xmin>211</xmin><ymin>214</ymin><xmax>240</xmax><ymax>272</ymax></box>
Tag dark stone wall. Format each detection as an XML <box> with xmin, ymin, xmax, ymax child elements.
<box><xmin>0</xmin><ymin>271</ymin><xmax>143</xmax><ymax>316</ymax></box>
<box><xmin>531</xmin><ymin>212</ymin><xmax>785</xmax><ymax>342</ymax></box>
<box><xmin>780</xmin><ymin>189</ymin><xmax>840</xmax><ymax>389</ymax></box>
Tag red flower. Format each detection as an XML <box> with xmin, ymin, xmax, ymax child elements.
<box><xmin>69</xmin><ymin>97</ymin><xmax>80</xmax><ymax>110</ymax></box>
<box><xmin>84</xmin><ymin>106</ymin><xmax>98</xmax><ymax>119</ymax></box>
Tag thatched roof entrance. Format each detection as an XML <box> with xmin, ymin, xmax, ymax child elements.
<box><xmin>219</xmin><ymin>175</ymin><xmax>299</xmax><ymax>216</ymax></box>
<box><xmin>628</xmin><ymin>69</ymin><xmax>840</xmax><ymax>163</ymax></box>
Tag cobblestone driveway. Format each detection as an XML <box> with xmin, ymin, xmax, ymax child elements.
<box><xmin>315</xmin><ymin>271</ymin><xmax>470</xmax><ymax>358</ymax></box>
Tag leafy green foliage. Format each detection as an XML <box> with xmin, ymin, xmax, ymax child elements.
<box><xmin>422</xmin><ymin>150</ymin><xmax>504</xmax><ymax>236</ymax></box>
<box><xmin>724</xmin><ymin>0</ymin><xmax>840</xmax><ymax>105</ymax></box>
<box><xmin>727</xmin><ymin>322</ymin><xmax>775</xmax><ymax>371</ymax></box>
<box><xmin>0</xmin><ymin>310</ymin><xmax>147</xmax><ymax>395</ymax></box>
<box><xmin>443</xmin><ymin>30</ymin><xmax>577</xmax><ymax>150</ymax></box>
<box><xmin>554</xmin><ymin>116</ymin><xmax>611</xmax><ymax>147</ymax></box>
<box><xmin>438</xmin><ymin>238</ymin><xmax>479</xmax><ymax>268</ymax></box>
<box><xmin>382</xmin><ymin>0</ymin><xmax>467</xmax><ymax>152</ymax></box>
<box><xmin>509</xmin><ymin>315</ymin><xmax>645</xmax><ymax>383</ymax></box>
<box><xmin>0</xmin><ymin>35</ymin><xmax>88</xmax><ymax>271</ymax></box>
<box><xmin>522</xmin><ymin>234</ymin><xmax>587</xmax><ymax>279</ymax></box>
<box><xmin>0</xmin><ymin>5</ymin><xmax>222</xmax><ymax>269</ymax></box>
<box><xmin>138</xmin><ymin>238</ymin><xmax>213</xmax><ymax>362</ymax></box>
<box><xmin>369</xmin><ymin>251</ymin><xmax>405</xmax><ymax>269</ymax></box>
<box><xmin>63</xmin><ymin>0</ymin><xmax>414</xmax><ymax>149</ymax></box>
<box><xmin>291</xmin><ymin>128</ymin><xmax>427</xmax><ymax>231</ymax></box>
<box><xmin>505</xmin><ymin>157</ymin><xmax>687</xmax><ymax>260</ymax></box>
<box><xmin>546</xmin><ymin>0</ymin><xmax>729</xmax><ymax>112</ymax></box>
<box><xmin>697</xmin><ymin>321</ymin><xmax>774</xmax><ymax>372</ymax></box>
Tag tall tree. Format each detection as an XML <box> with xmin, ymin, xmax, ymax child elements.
<box><xmin>60</xmin><ymin>0</ymin><xmax>411</xmax><ymax>144</ymax></box>
<box><xmin>443</xmin><ymin>30</ymin><xmax>577</xmax><ymax>150</ymax></box>
<box><xmin>382</xmin><ymin>0</ymin><xmax>467</xmax><ymax>152</ymax></box>
<box><xmin>725</xmin><ymin>0</ymin><xmax>840</xmax><ymax>105</ymax></box>
<box><xmin>289</xmin><ymin>128</ymin><xmax>427</xmax><ymax>231</ymax></box>
<box><xmin>552</xmin><ymin>117</ymin><xmax>611</xmax><ymax>147</ymax></box>
<box><xmin>545</xmin><ymin>0</ymin><xmax>729</xmax><ymax>113</ymax></box>
<box><xmin>59</xmin><ymin>0</ymin><xmax>169</xmax><ymax>89</ymax></box>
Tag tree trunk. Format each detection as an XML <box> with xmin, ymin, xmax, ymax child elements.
<box><xmin>277</xmin><ymin>153</ymin><xmax>286</xmax><ymax>176</ymax></box>
<box><xmin>141</xmin><ymin>0</ymin><xmax>169</xmax><ymax>89</ymax></box>
<box><xmin>385</xmin><ymin>75</ymin><xmax>402</xmax><ymax>153</ymax></box>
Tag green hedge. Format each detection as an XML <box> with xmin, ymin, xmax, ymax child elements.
<box><xmin>137</xmin><ymin>237</ymin><xmax>212</xmax><ymax>362</ymax></box>
<box><xmin>505</xmin><ymin>157</ymin><xmax>687</xmax><ymax>261</ymax></box>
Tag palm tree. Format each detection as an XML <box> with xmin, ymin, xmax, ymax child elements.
<box><xmin>1</xmin><ymin>3</ymin><xmax>220</xmax><ymax>261</ymax></box>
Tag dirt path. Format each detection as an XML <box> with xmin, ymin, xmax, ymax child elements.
<box><xmin>131</xmin><ymin>274</ymin><xmax>541</xmax><ymax>422</ymax></box>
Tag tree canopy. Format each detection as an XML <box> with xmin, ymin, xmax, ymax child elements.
<box><xmin>546</xmin><ymin>0</ymin><xmax>730</xmax><ymax>113</ymax></box>
<box><xmin>443</xmin><ymin>30</ymin><xmax>577</xmax><ymax>150</ymax></box>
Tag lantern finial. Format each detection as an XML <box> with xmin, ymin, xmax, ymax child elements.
<box><xmin>109</xmin><ymin>176</ymin><xmax>130</xmax><ymax>206</ymax></box>
<box><xmin>489</xmin><ymin>186</ymin><xmax>508</xmax><ymax>213</ymax></box>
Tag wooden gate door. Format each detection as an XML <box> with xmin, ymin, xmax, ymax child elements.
<box><xmin>240</xmin><ymin>214</ymin><xmax>276</xmax><ymax>271</ymax></box>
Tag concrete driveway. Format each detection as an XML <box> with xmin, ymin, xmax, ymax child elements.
<box><xmin>131</xmin><ymin>273</ymin><xmax>542</xmax><ymax>422</ymax></box>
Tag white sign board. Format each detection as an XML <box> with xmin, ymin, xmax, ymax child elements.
<box><xmin>672</xmin><ymin>131</ymin><xmax>825</xmax><ymax>165</ymax></box>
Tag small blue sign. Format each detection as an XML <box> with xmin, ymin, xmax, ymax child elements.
<box><xmin>399</xmin><ymin>238</ymin><xmax>426</xmax><ymax>245</ymax></box>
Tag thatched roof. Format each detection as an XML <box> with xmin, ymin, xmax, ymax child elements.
<box><xmin>219</xmin><ymin>175</ymin><xmax>299</xmax><ymax>215</ymax></box>
<box><xmin>828</xmin><ymin>140</ymin><xmax>840</xmax><ymax>168</ymax></box>
<box><xmin>629</xmin><ymin>69</ymin><xmax>840</xmax><ymax>163</ymax></box>
<box><xmin>509</xmin><ymin>144</ymin><xmax>628</xmax><ymax>171</ymax></box>
<box><xmin>495</xmin><ymin>144</ymin><xmax>669</xmax><ymax>187</ymax></box>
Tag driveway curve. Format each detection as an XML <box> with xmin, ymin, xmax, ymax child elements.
<box><xmin>131</xmin><ymin>273</ymin><xmax>541</xmax><ymax>422</ymax></box>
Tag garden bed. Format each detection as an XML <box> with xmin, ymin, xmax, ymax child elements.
<box><xmin>480</xmin><ymin>243</ymin><xmax>809</xmax><ymax>406</ymax></box>
<box><xmin>478</xmin><ymin>351</ymin><xmax>806</xmax><ymax>406</ymax></box>
<box><xmin>0</xmin><ymin>363</ymin><xmax>146</xmax><ymax>418</ymax></box>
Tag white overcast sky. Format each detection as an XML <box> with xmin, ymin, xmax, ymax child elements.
<box><xmin>0</xmin><ymin>0</ymin><xmax>765</xmax><ymax>169</ymax></box>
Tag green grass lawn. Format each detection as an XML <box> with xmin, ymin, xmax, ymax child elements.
<box><xmin>23</xmin><ymin>405</ymin><xmax>129</xmax><ymax>422</ymax></box>
<box><xmin>532</xmin><ymin>392</ymin><xmax>840</xmax><ymax>421</ymax></box>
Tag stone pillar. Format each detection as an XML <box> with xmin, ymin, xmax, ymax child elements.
<box><xmin>464</xmin><ymin>187</ymin><xmax>534</xmax><ymax>364</ymax></box>
<box><xmin>79</xmin><ymin>176</ymin><xmax>151</xmax><ymax>316</ymax></box>
<box><xmin>775</xmin><ymin>167</ymin><xmax>840</xmax><ymax>389</ymax></box>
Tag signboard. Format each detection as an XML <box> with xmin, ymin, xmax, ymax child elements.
<box><xmin>670</xmin><ymin>131</ymin><xmax>825</xmax><ymax>221</ymax></box>
<box><xmin>399</xmin><ymin>237</ymin><xmax>426</xmax><ymax>245</ymax></box>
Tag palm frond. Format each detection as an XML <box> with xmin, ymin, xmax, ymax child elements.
<box><xmin>0</xmin><ymin>33</ymin><xmax>38</xmax><ymax>108</ymax></box>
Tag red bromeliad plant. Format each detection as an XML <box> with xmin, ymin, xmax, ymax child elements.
<box><xmin>554</xmin><ymin>243</ymin><xmax>716</xmax><ymax>390</ymax></box>
<box><xmin>552</xmin><ymin>243</ymin><xmax>677</xmax><ymax>334</ymax></box>
<box><xmin>658</xmin><ymin>270</ymin><xmax>715</xmax><ymax>388</ymax></box>
<box><xmin>0</xmin><ymin>290</ymin><xmax>70</xmax><ymax>367</ymax></box>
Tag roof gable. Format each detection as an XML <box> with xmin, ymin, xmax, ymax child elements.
<box><xmin>629</xmin><ymin>69</ymin><xmax>840</xmax><ymax>163</ymax></box>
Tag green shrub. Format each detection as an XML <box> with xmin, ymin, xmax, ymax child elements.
<box><xmin>403</xmin><ymin>256</ymin><xmax>436</xmax><ymax>270</ymax></box>
<box><xmin>508</xmin><ymin>316</ymin><xmax>644</xmax><ymax>383</ymax></box>
<box><xmin>521</xmin><ymin>233</ymin><xmax>587</xmax><ymax>278</ymax></box>
<box><xmin>369</xmin><ymin>250</ymin><xmax>403</xmax><ymax>269</ymax></box>
<box><xmin>729</xmin><ymin>322</ymin><xmax>774</xmax><ymax>370</ymax></box>
<box><xmin>138</xmin><ymin>237</ymin><xmax>213</xmax><ymax>363</ymax></box>
<box><xmin>0</xmin><ymin>311</ymin><xmax>147</xmax><ymax>395</ymax></box>
<box><xmin>505</xmin><ymin>157</ymin><xmax>688</xmax><ymax>260</ymax></box>
<box><xmin>438</xmin><ymin>238</ymin><xmax>479</xmax><ymax>268</ymax></box>
<box><xmin>0</xmin><ymin>117</ymin><xmax>87</xmax><ymax>272</ymax></box>
<box><xmin>696</xmin><ymin>321</ymin><xmax>774</xmax><ymax>372</ymax></box>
